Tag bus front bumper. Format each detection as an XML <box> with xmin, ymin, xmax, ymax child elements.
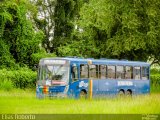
<box><xmin>36</xmin><ymin>92</ymin><xmax>68</xmax><ymax>98</ymax></box>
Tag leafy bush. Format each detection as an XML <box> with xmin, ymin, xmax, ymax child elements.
<box><xmin>150</xmin><ymin>74</ymin><xmax>160</xmax><ymax>92</ymax></box>
<box><xmin>0</xmin><ymin>68</ymin><xmax>37</xmax><ymax>89</ymax></box>
<box><xmin>150</xmin><ymin>68</ymin><xmax>160</xmax><ymax>75</ymax></box>
<box><xmin>150</xmin><ymin>68</ymin><xmax>160</xmax><ymax>92</ymax></box>
<box><xmin>150</xmin><ymin>74</ymin><xmax>160</xmax><ymax>86</ymax></box>
<box><xmin>58</xmin><ymin>40</ymin><xmax>99</xmax><ymax>58</ymax></box>
<box><xmin>0</xmin><ymin>79</ymin><xmax>14</xmax><ymax>91</ymax></box>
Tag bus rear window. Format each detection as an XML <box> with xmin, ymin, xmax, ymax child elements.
<box><xmin>142</xmin><ymin>67</ymin><xmax>149</xmax><ymax>80</ymax></box>
<box><xmin>80</xmin><ymin>64</ymin><xmax>89</xmax><ymax>79</ymax></box>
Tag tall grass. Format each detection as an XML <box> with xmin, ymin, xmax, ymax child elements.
<box><xmin>0</xmin><ymin>90</ymin><xmax>160</xmax><ymax>114</ymax></box>
<box><xmin>0</xmin><ymin>79</ymin><xmax>14</xmax><ymax>91</ymax></box>
<box><xmin>150</xmin><ymin>67</ymin><xmax>160</xmax><ymax>93</ymax></box>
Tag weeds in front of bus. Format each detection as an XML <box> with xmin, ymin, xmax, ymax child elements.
<box><xmin>0</xmin><ymin>89</ymin><xmax>160</xmax><ymax>114</ymax></box>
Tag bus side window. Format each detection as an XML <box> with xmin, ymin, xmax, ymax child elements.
<box><xmin>71</xmin><ymin>65</ymin><xmax>78</xmax><ymax>82</ymax></box>
<box><xmin>107</xmin><ymin>65</ymin><xmax>116</xmax><ymax>79</ymax></box>
<box><xmin>142</xmin><ymin>67</ymin><xmax>149</xmax><ymax>80</ymax></box>
<box><xmin>133</xmin><ymin>66</ymin><xmax>141</xmax><ymax>80</ymax></box>
<box><xmin>99</xmin><ymin>65</ymin><xmax>107</xmax><ymax>79</ymax></box>
<box><xmin>116</xmin><ymin>66</ymin><xmax>125</xmax><ymax>79</ymax></box>
<box><xmin>80</xmin><ymin>64</ymin><xmax>89</xmax><ymax>79</ymax></box>
<box><xmin>89</xmin><ymin>65</ymin><xmax>98</xmax><ymax>79</ymax></box>
<box><xmin>125</xmin><ymin>66</ymin><xmax>133</xmax><ymax>79</ymax></box>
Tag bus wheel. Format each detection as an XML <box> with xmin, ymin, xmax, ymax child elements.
<box><xmin>118</xmin><ymin>90</ymin><xmax>125</xmax><ymax>97</ymax></box>
<box><xmin>80</xmin><ymin>90</ymin><xmax>87</xmax><ymax>99</ymax></box>
<box><xmin>126</xmin><ymin>90</ymin><xmax>132</xmax><ymax>97</ymax></box>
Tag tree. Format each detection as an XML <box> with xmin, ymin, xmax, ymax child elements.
<box><xmin>0</xmin><ymin>0</ymin><xmax>44</xmax><ymax>68</ymax></box>
<box><xmin>58</xmin><ymin>39</ymin><xmax>99</xmax><ymax>58</ymax></box>
<box><xmin>53</xmin><ymin>0</ymin><xmax>86</xmax><ymax>54</ymax></box>
<box><xmin>33</xmin><ymin>0</ymin><xmax>86</xmax><ymax>54</ymax></box>
<box><xmin>64</xmin><ymin>0</ymin><xmax>160</xmax><ymax>62</ymax></box>
<box><xmin>33</xmin><ymin>0</ymin><xmax>56</xmax><ymax>53</ymax></box>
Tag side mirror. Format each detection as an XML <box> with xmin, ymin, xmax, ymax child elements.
<box><xmin>33</xmin><ymin>64</ymin><xmax>38</xmax><ymax>71</ymax></box>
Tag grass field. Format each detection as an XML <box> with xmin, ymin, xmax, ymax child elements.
<box><xmin>0</xmin><ymin>89</ymin><xmax>160</xmax><ymax>114</ymax></box>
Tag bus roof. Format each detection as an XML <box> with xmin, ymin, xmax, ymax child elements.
<box><xmin>40</xmin><ymin>57</ymin><xmax>150</xmax><ymax>66</ymax></box>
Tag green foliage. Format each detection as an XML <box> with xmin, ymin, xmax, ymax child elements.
<box><xmin>33</xmin><ymin>0</ymin><xmax>55</xmax><ymax>52</ymax></box>
<box><xmin>150</xmin><ymin>68</ymin><xmax>160</xmax><ymax>91</ymax></box>
<box><xmin>34</xmin><ymin>0</ymin><xmax>86</xmax><ymax>53</ymax></box>
<box><xmin>0</xmin><ymin>40</ymin><xmax>15</xmax><ymax>68</ymax></box>
<box><xmin>0</xmin><ymin>0</ymin><xmax>44</xmax><ymax>69</ymax></box>
<box><xmin>150</xmin><ymin>74</ymin><xmax>160</xmax><ymax>92</ymax></box>
<box><xmin>58</xmin><ymin>40</ymin><xmax>99</xmax><ymax>58</ymax></box>
<box><xmin>65</xmin><ymin>0</ymin><xmax>160</xmax><ymax>61</ymax></box>
<box><xmin>151</xmin><ymin>68</ymin><xmax>160</xmax><ymax>75</ymax></box>
<box><xmin>53</xmin><ymin>0</ymin><xmax>86</xmax><ymax>53</ymax></box>
<box><xmin>150</xmin><ymin>74</ymin><xmax>160</xmax><ymax>86</ymax></box>
<box><xmin>0</xmin><ymin>68</ymin><xmax>37</xmax><ymax>89</ymax></box>
<box><xmin>0</xmin><ymin>79</ymin><xmax>14</xmax><ymax>91</ymax></box>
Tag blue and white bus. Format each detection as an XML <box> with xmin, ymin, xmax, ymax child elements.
<box><xmin>36</xmin><ymin>57</ymin><xmax>150</xmax><ymax>98</ymax></box>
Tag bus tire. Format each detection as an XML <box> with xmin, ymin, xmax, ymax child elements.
<box><xmin>118</xmin><ymin>90</ymin><xmax>125</xmax><ymax>97</ymax></box>
<box><xmin>80</xmin><ymin>90</ymin><xmax>87</xmax><ymax>99</ymax></box>
<box><xmin>126</xmin><ymin>90</ymin><xmax>132</xmax><ymax>97</ymax></box>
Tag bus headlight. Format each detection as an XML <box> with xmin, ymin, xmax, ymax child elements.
<box><xmin>43</xmin><ymin>85</ymin><xmax>49</xmax><ymax>94</ymax></box>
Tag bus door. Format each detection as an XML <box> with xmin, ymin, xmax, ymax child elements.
<box><xmin>68</xmin><ymin>63</ymin><xmax>80</xmax><ymax>98</ymax></box>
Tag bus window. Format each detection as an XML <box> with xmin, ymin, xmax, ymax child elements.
<box><xmin>133</xmin><ymin>66</ymin><xmax>141</xmax><ymax>80</ymax></box>
<box><xmin>142</xmin><ymin>67</ymin><xmax>149</xmax><ymax>80</ymax></box>
<box><xmin>116</xmin><ymin>66</ymin><xmax>125</xmax><ymax>79</ymax></box>
<box><xmin>125</xmin><ymin>66</ymin><xmax>133</xmax><ymax>79</ymax></box>
<box><xmin>99</xmin><ymin>65</ymin><xmax>107</xmax><ymax>79</ymax></box>
<box><xmin>71</xmin><ymin>65</ymin><xmax>78</xmax><ymax>82</ymax></box>
<box><xmin>80</xmin><ymin>64</ymin><xmax>89</xmax><ymax>79</ymax></box>
<box><xmin>107</xmin><ymin>65</ymin><xmax>116</xmax><ymax>79</ymax></box>
<box><xmin>89</xmin><ymin>65</ymin><xmax>98</xmax><ymax>79</ymax></box>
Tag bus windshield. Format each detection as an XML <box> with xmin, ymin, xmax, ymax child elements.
<box><xmin>38</xmin><ymin>64</ymin><xmax>69</xmax><ymax>85</ymax></box>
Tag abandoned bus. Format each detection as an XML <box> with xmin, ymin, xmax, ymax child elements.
<box><xmin>36</xmin><ymin>57</ymin><xmax>150</xmax><ymax>98</ymax></box>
